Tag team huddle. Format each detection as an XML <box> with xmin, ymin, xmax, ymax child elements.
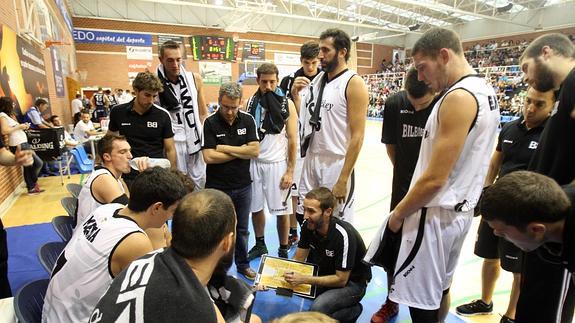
<box><xmin>38</xmin><ymin>26</ymin><xmax>575</xmax><ymax>323</ymax></box>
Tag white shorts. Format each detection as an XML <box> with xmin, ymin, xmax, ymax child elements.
<box><xmin>175</xmin><ymin>141</ymin><xmax>206</xmax><ymax>190</ymax></box>
<box><xmin>297</xmin><ymin>152</ymin><xmax>355</xmax><ymax>223</ymax></box>
<box><xmin>290</xmin><ymin>157</ymin><xmax>304</xmax><ymax>197</ymax></box>
<box><xmin>250</xmin><ymin>160</ymin><xmax>293</xmax><ymax>216</ymax></box>
<box><xmin>388</xmin><ymin>207</ymin><xmax>473</xmax><ymax>310</ymax></box>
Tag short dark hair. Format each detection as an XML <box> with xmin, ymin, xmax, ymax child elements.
<box><xmin>0</xmin><ymin>97</ymin><xmax>14</xmax><ymax>115</ymax></box>
<box><xmin>34</xmin><ymin>98</ymin><xmax>48</xmax><ymax>107</ymax></box>
<box><xmin>75</xmin><ymin>94</ymin><xmax>81</xmax><ymax>98</ymax></box>
<box><xmin>256</xmin><ymin>63</ymin><xmax>279</xmax><ymax>78</ymax></box>
<box><xmin>301</xmin><ymin>41</ymin><xmax>320</xmax><ymax>60</ymax></box>
<box><xmin>521</xmin><ymin>33</ymin><xmax>575</xmax><ymax>61</ymax></box>
<box><xmin>404</xmin><ymin>68</ymin><xmax>433</xmax><ymax>98</ymax></box>
<box><xmin>412</xmin><ymin>27</ymin><xmax>463</xmax><ymax>58</ymax></box>
<box><xmin>132</xmin><ymin>71</ymin><xmax>163</xmax><ymax>93</ymax></box>
<box><xmin>481</xmin><ymin>171</ymin><xmax>572</xmax><ymax>230</ymax></box>
<box><xmin>305</xmin><ymin>187</ymin><xmax>337</xmax><ymax>212</ymax></box>
<box><xmin>320</xmin><ymin>28</ymin><xmax>351</xmax><ymax>61</ymax></box>
<box><xmin>97</xmin><ymin>134</ymin><xmax>127</xmax><ymax>161</ymax></box>
<box><xmin>49</xmin><ymin>115</ymin><xmax>59</xmax><ymax>123</ymax></box>
<box><xmin>80</xmin><ymin>109</ymin><xmax>91</xmax><ymax>115</ymax></box>
<box><xmin>171</xmin><ymin>189</ymin><xmax>235</xmax><ymax>259</ymax></box>
<box><xmin>159</xmin><ymin>40</ymin><xmax>181</xmax><ymax>58</ymax></box>
<box><xmin>169</xmin><ymin>168</ymin><xmax>195</xmax><ymax>193</ymax></box>
<box><xmin>127</xmin><ymin>167</ymin><xmax>188</xmax><ymax>212</ymax></box>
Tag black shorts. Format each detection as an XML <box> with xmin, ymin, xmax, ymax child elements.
<box><xmin>474</xmin><ymin>219</ymin><xmax>523</xmax><ymax>273</ymax></box>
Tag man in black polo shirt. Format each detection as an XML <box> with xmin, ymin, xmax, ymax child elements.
<box><xmin>108</xmin><ymin>71</ymin><xmax>177</xmax><ymax>189</ymax></box>
<box><xmin>516</xmin><ymin>33</ymin><xmax>575</xmax><ymax>323</ymax></box>
<box><xmin>371</xmin><ymin>68</ymin><xmax>436</xmax><ymax>323</ymax></box>
<box><xmin>284</xmin><ymin>187</ymin><xmax>371</xmax><ymax>323</ymax></box>
<box><xmin>202</xmin><ymin>82</ymin><xmax>260</xmax><ymax>280</ymax></box>
<box><xmin>456</xmin><ymin>86</ymin><xmax>554</xmax><ymax>323</ymax></box>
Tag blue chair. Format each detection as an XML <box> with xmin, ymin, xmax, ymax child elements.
<box><xmin>52</xmin><ymin>215</ymin><xmax>75</xmax><ymax>241</ymax></box>
<box><xmin>69</xmin><ymin>148</ymin><xmax>93</xmax><ymax>174</ymax></box>
<box><xmin>75</xmin><ymin>145</ymin><xmax>93</xmax><ymax>165</ymax></box>
<box><xmin>60</xmin><ymin>197</ymin><xmax>77</xmax><ymax>221</ymax></box>
<box><xmin>38</xmin><ymin>242</ymin><xmax>66</xmax><ymax>274</ymax></box>
<box><xmin>14</xmin><ymin>279</ymin><xmax>49</xmax><ymax>323</ymax></box>
<box><xmin>66</xmin><ymin>183</ymin><xmax>82</xmax><ymax>199</ymax></box>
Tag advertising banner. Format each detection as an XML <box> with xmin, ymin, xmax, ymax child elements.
<box><xmin>73</xmin><ymin>29</ymin><xmax>152</xmax><ymax>46</ymax></box>
<box><xmin>50</xmin><ymin>47</ymin><xmax>65</xmax><ymax>97</ymax></box>
<box><xmin>199</xmin><ymin>62</ymin><xmax>232</xmax><ymax>85</ymax></box>
<box><xmin>0</xmin><ymin>25</ymin><xmax>50</xmax><ymax>117</ymax></box>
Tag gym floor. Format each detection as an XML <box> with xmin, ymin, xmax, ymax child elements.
<box><xmin>2</xmin><ymin>120</ymin><xmax>513</xmax><ymax>322</ymax></box>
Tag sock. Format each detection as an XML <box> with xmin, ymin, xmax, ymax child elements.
<box><xmin>256</xmin><ymin>236</ymin><xmax>265</xmax><ymax>245</ymax></box>
<box><xmin>289</xmin><ymin>228</ymin><xmax>298</xmax><ymax>236</ymax></box>
<box><xmin>279</xmin><ymin>244</ymin><xmax>289</xmax><ymax>250</ymax></box>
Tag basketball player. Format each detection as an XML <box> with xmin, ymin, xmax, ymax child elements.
<box><xmin>514</xmin><ymin>33</ymin><xmax>575</xmax><ymax>323</ymax></box>
<box><xmin>280</xmin><ymin>40</ymin><xmax>320</xmax><ymax>245</ymax></box>
<box><xmin>91</xmin><ymin>87</ymin><xmax>110</xmax><ymax>121</ymax></box>
<box><xmin>42</xmin><ymin>168</ymin><xmax>187</xmax><ymax>323</ymax></box>
<box><xmin>245</xmin><ymin>63</ymin><xmax>298</xmax><ymax>260</ymax></box>
<box><xmin>297</xmin><ymin>28</ymin><xmax>369</xmax><ymax>224</ymax></box>
<box><xmin>76</xmin><ymin>134</ymin><xmax>131</xmax><ymax>226</ymax></box>
<box><xmin>370</xmin><ymin>68</ymin><xmax>437</xmax><ymax>323</ymax></box>
<box><xmin>456</xmin><ymin>87</ymin><xmax>554</xmax><ymax>323</ymax></box>
<box><xmin>157</xmin><ymin>40</ymin><xmax>208</xmax><ymax>189</ymax></box>
<box><xmin>366</xmin><ymin>28</ymin><xmax>499</xmax><ymax>322</ymax></box>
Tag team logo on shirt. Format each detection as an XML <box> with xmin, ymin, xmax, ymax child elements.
<box><xmin>147</xmin><ymin>121</ymin><xmax>158</xmax><ymax>128</ymax></box>
<box><xmin>402</xmin><ymin>125</ymin><xmax>425</xmax><ymax>138</ymax></box>
<box><xmin>528</xmin><ymin>141</ymin><xmax>538</xmax><ymax>149</ymax></box>
<box><xmin>400</xmin><ymin>109</ymin><xmax>414</xmax><ymax>114</ymax></box>
<box><xmin>237</xmin><ymin>128</ymin><xmax>247</xmax><ymax>135</ymax></box>
<box><xmin>325</xmin><ymin>249</ymin><xmax>334</xmax><ymax>257</ymax></box>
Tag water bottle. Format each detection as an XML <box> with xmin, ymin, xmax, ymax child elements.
<box><xmin>129</xmin><ymin>157</ymin><xmax>171</xmax><ymax>171</ymax></box>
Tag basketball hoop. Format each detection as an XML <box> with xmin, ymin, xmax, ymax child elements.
<box><xmin>44</xmin><ymin>40</ymin><xmax>71</xmax><ymax>48</ymax></box>
<box><xmin>78</xmin><ymin>70</ymin><xmax>88</xmax><ymax>82</ymax></box>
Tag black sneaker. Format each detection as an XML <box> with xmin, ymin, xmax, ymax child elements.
<box><xmin>455</xmin><ymin>299</ymin><xmax>493</xmax><ymax>316</ymax></box>
<box><xmin>247</xmin><ymin>244</ymin><xmax>268</xmax><ymax>261</ymax></box>
<box><xmin>500</xmin><ymin>315</ymin><xmax>515</xmax><ymax>323</ymax></box>
<box><xmin>278</xmin><ymin>247</ymin><xmax>289</xmax><ymax>258</ymax></box>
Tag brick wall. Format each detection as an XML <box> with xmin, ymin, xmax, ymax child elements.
<box><xmin>0</xmin><ymin>0</ymin><xmax>76</xmax><ymax>205</ymax></box>
<box><xmin>73</xmin><ymin>17</ymin><xmax>395</xmax><ymax>104</ymax></box>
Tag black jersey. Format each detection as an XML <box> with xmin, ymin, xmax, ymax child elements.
<box><xmin>497</xmin><ymin>117</ymin><xmax>546</xmax><ymax>177</ymax></box>
<box><xmin>381</xmin><ymin>91</ymin><xmax>434</xmax><ymax>210</ymax></box>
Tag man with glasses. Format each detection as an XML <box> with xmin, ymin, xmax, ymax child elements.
<box><xmin>202</xmin><ymin>82</ymin><xmax>260</xmax><ymax>280</ymax></box>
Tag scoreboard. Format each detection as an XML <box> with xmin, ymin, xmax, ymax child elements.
<box><xmin>190</xmin><ymin>36</ymin><xmax>236</xmax><ymax>61</ymax></box>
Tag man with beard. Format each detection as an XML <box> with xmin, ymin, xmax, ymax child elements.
<box><xmin>512</xmin><ymin>33</ymin><xmax>575</xmax><ymax>323</ymax></box>
<box><xmin>157</xmin><ymin>40</ymin><xmax>208</xmax><ymax>189</ymax></box>
<box><xmin>89</xmin><ymin>189</ymin><xmax>235</xmax><ymax>323</ymax></box>
<box><xmin>246</xmin><ymin>63</ymin><xmax>298</xmax><ymax>260</ymax></box>
<box><xmin>76</xmin><ymin>134</ymin><xmax>131</xmax><ymax>226</ymax></box>
<box><xmin>107</xmin><ymin>71</ymin><xmax>177</xmax><ymax>189</ymax></box>
<box><xmin>283</xmin><ymin>187</ymin><xmax>371</xmax><ymax>322</ymax></box>
<box><xmin>280</xmin><ymin>40</ymin><xmax>320</xmax><ymax>245</ymax></box>
<box><xmin>296</xmin><ymin>29</ymin><xmax>368</xmax><ymax>224</ymax></box>
<box><xmin>365</xmin><ymin>28</ymin><xmax>499</xmax><ymax>322</ymax></box>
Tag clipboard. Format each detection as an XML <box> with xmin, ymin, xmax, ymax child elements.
<box><xmin>254</xmin><ymin>254</ymin><xmax>318</xmax><ymax>299</ymax></box>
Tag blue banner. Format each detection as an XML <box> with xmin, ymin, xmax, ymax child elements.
<box><xmin>73</xmin><ymin>29</ymin><xmax>152</xmax><ymax>46</ymax></box>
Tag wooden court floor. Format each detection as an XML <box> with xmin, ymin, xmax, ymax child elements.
<box><xmin>1</xmin><ymin>120</ymin><xmax>513</xmax><ymax>322</ymax></box>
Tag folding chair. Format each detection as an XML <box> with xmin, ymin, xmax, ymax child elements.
<box><xmin>51</xmin><ymin>216</ymin><xmax>75</xmax><ymax>242</ymax></box>
<box><xmin>60</xmin><ymin>197</ymin><xmax>77</xmax><ymax>220</ymax></box>
<box><xmin>38</xmin><ymin>242</ymin><xmax>66</xmax><ymax>274</ymax></box>
<box><xmin>13</xmin><ymin>279</ymin><xmax>49</xmax><ymax>323</ymax></box>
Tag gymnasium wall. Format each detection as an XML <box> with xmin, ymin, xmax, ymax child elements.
<box><xmin>73</xmin><ymin>17</ymin><xmax>395</xmax><ymax>104</ymax></box>
<box><xmin>0</xmin><ymin>0</ymin><xmax>77</xmax><ymax>209</ymax></box>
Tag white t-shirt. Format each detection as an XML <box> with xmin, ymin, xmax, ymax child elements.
<box><xmin>71</xmin><ymin>98</ymin><xmax>83</xmax><ymax>115</ymax></box>
<box><xmin>74</xmin><ymin>120</ymin><xmax>95</xmax><ymax>143</ymax></box>
<box><xmin>0</xmin><ymin>112</ymin><xmax>27</xmax><ymax>146</ymax></box>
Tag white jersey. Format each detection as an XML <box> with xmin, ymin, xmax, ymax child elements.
<box><xmin>257</xmin><ymin>129</ymin><xmax>288</xmax><ymax>163</ymax></box>
<box><xmin>411</xmin><ymin>74</ymin><xmax>500</xmax><ymax>210</ymax></box>
<box><xmin>42</xmin><ymin>203</ymin><xmax>145</xmax><ymax>323</ymax></box>
<box><xmin>167</xmin><ymin>71</ymin><xmax>203</xmax><ymax>155</ymax></box>
<box><xmin>76</xmin><ymin>167</ymin><xmax>125</xmax><ymax>226</ymax></box>
<box><xmin>305</xmin><ymin>69</ymin><xmax>356</xmax><ymax>157</ymax></box>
